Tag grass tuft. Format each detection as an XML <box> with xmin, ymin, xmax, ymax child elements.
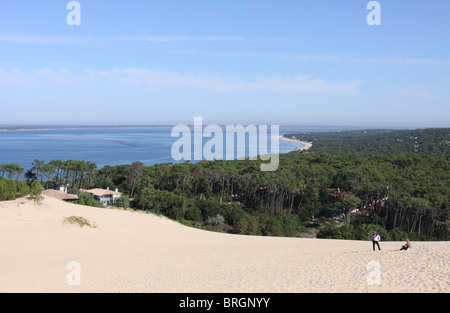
<box><xmin>63</xmin><ymin>216</ymin><xmax>98</xmax><ymax>228</ymax></box>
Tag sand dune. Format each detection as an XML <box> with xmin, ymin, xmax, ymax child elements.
<box><xmin>0</xmin><ymin>196</ymin><xmax>448</xmax><ymax>293</ymax></box>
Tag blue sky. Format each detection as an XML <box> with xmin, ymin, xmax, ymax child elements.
<box><xmin>0</xmin><ymin>0</ymin><xmax>449</xmax><ymax>127</ymax></box>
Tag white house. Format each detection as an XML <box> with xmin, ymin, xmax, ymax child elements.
<box><xmin>54</xmin><ymin>183</ymin><xmax>69</xmax><ymax>193</ymax></box>
<box><xmin>84</xmin><ymin>188</ymin><xmax>122</xmax><ymax>206</ymax></box>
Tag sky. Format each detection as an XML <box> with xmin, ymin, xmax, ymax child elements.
<box><xmin>0</xmin><ymin>0</ymin><xmax>449</xmax><ymax>127</ymax></box>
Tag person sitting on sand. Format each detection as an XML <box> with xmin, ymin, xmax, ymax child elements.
<box><xmin>400</xmin><ymin>239</ymin><xmax>412</xmax><ymax>251</ymax></box>
<box><xmin>371</xmin><ymin>232</ymin><xmax>381</xmax><ymax>251</ymax></box>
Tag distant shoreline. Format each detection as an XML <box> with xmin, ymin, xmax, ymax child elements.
<box><xmin>0</xmin><ymin>125</ymin><xmax>417</xmax><ymax>133</ymax></box>
<box><xmin>279</xmin><ymin>136</ymin><xmax>313</xmax><ymax>151</ymax></box>
<box><xmin>0</xmin><ymin>125</ymin><xmax>174</xmax><ymax>132</ymax></box>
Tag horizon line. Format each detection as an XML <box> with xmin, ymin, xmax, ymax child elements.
<box><xmin>0</xmin><ymin>124</ymin><xmax>446</xmax><ymax>132</ymax></box>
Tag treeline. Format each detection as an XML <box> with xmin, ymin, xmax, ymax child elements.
<box><xmin>284</xmin><ymin>128</ymin><xmax>449</xmax><ymax>156</ymax></box>
<box><xmin>134</xmin><ymin>154</ymin><xmax>449</xmax><ymax>240</ymax></box>
<box><xmin>0</xmin><ymin>178</ymin><xmax>42</xmax><ymax>201</ymax></box>
<box><xmin>1</xmin><ymin>160</ymin><xmax>97</xmax><ymax>190</ymax></box>
<box><xmin>0</xmin><ymin>163</ymin><xmax>24</xmax><ymax>179</ymax></box>
<box><xmin>13</xmin><ymin>154</ymin><xmax>448</xmax><ymax>240</ymax></box>
<box><xmin>2</xmin><ymin>128</ymin><xmax>449</xmax><ymax>240</ymax></box>
<box><xmin>25</xmin><ymin>159</ymin><xmax>98</xmax><ymax>190</ymax></box>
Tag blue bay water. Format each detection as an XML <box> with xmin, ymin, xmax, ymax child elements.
<box><xmin>0</xmin><ymin>126</ymin><xmax>346</xmax><ymax>171</ymax></box>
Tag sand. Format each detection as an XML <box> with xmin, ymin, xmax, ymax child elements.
<box><xmin>279</xmin><ymin>136</ymin><xmax>313</xmax><ymax>151</ymax></box>
<box><xmin>0</xmin><ymin>196</ymin><xmax>448</xmax><ymax>293</ymax></box>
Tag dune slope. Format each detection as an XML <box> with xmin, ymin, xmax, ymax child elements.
<box><xmin>0</xmin><ymin>196</ymin><xmax>448</xmax><ymax>293</ymax></box>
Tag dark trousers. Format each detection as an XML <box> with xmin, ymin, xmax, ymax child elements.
<box><xmin>373</xmin><ymin>241</ymin><xmax>381</xmax><ymax>251</ymax></box>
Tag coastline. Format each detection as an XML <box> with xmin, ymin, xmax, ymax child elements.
<box><xmin>0</xmin><ymin>125</ymin><xmax>174</xmax><ymax>132</ymax></box>
<box><xmin>279</xmin><ymin>135</ymin><xmax>313</xmax><ymax>151</ymax></box>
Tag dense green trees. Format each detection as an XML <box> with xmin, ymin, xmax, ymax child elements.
<box><xmin>285</xmin><ymin>128</ymin><xmax>449</xmax><ymax>156</ymax></box>
<box><xmin>11</xmin><ymin>151</ymin><xmax>449</xmax><ymax>239</ymax></box>
<box><xmin>124</xmin><ymin>152</ymin><xmax>448</xmax><ymax>239</ymax></box>
<box><xmin>74</xmin><ymin>191</ymin><xmax>104</xmax><ymax>208</ymax></box>
<box><xmin>0</xmin><ymin>177</ymin><xmax>40</xmax><ymax>201</ymax></box>
<box><xmin>0</xmin><ymin>178</ymin><xmax>18</xmax><ymax>201</ymax></box>
<box><xmin>28</xmin><ymin>159</ymin><xmax>98</xmax><ymax>190</ymax></box>
<box><xmin>3</xmin><ymin>128</ymin><xmax>449</xmax><ymax>240</ymax></box>
<box><xmin>30</xmin><ymin>180</ymin><xmax>43</xmax><ymax>199</ymax></box>
<box><xmin>0</xmin><ymin>164</ymin><xmax>24</xmax><ymax>179</ymax></box>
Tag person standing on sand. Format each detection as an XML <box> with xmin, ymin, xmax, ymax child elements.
<box><xmin>371</xmin><ymin>232</ymin><xmax>381</xmax><ymax>251</ymax></box>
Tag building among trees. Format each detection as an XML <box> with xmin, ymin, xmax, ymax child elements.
<box><xmin>83</xmin><ymin>188</ymin><xmax>122</xmax><ymax>206</ymax></box>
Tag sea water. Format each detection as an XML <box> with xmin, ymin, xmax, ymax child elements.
<box><xmin>0</xmin><ymin>126</ymin><xmax>348</xmax><ymax>171</ymax></box>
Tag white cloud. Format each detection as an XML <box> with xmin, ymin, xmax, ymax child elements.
<box><xmin>2</xmin><ymin>31</ymin><xmax>448</xmax><ymax>66</ymax></box>
<box><xmin>253</xmin><ymin>75</ymin><xmax>360</xmax><ymax>94</ymax></box>
<box><xmin>0</xmin><ymin>67</ymin><xmax>361</xmax><ymax>94</ymax></box>
<box><xmin>230</xmin><ymin>52</ymin><xmax>450</xmax><ymax>66</ymax></box>
<box><xmin>0</xmin><ymin>68</ymin><xmax>40</xmax><ymax>88</ymax></box>
<box><xmin>76</xmin><ymin>68</ymin><xmax>362</xmax><ymax>94</ymax></box>
<box><xmin>0</xmin><ymin>31</ymin><xmax>299</xmax><ymax>45</ymax></box>
<box><xmin>0</xmin><ymin>32</ymin><xmax>266</xmax><ymax>45</ymax></box>
<box><xmin>111</xmin><ymin>35</ymin><xmax>246</xmax><ymax>43</ymax></box>
<box><xmin>0</xmin><ymin>32</ymin><xmax>87</xmax><ymax>45</ymax></box>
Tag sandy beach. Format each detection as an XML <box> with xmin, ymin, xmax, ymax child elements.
<box><xmin>0</xmin><ymin>196</ymin><xmax>448</xmax><ymax>293</ymax></box>
<box><xmin>279</xmin><ymin>136</ymin><xmax>313</xmax><ymax>151</ymax></box>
